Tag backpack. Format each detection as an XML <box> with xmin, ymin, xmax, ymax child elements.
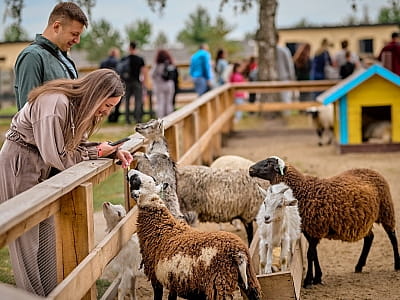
<box><xmin>161</xmin><ymin>62</ymin><xmax>177</xmax><ymax>81</ymax></box>
<box><xmin>116</xmin><ymin>57</ymin><xmax>130</xmax><ymax>81</ymax></box>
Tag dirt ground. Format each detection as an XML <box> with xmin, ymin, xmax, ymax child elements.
<box><xmin>96</xmin><ymin>114</ymin><xmax>400</xmax><ymax>299</ymax></box>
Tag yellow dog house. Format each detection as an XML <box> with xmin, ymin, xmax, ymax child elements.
<box><xmin>317</xmin><ymin>64</ymin><xmax>400</xmax><ymax>153</ymax></box>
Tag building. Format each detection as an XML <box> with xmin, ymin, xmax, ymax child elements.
<box><xmin>278</xmin><ymin>23</ymin><xmax>399</xmax><ymax>62</ymax></box>
<box><xmin>317</xmin><ymin>64</ymin><xmax>400</xmax><ymax>153</ymax></box>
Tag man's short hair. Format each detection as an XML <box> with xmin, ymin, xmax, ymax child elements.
<box><xmin>341</xmin><ymin>40</ymin><xmax>348</xmax><ymax>49</ymax></box>
<box><xmin>130</xmin><ymin>41</ymin><xmax>137</xmax><ymax>50</ymax></box>
<box><xmin>48</xmin><ymin>2</ymin><xmax>88</xmax><ymax>27</ymax></box>
<box><xmin>392</xmin><ymin>32</ymin><xmax>399</xmax><ymax>39</ymax></box>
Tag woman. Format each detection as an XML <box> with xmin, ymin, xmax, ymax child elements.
<box><xmin>215</xmin><ymin>48</ymin><xmax>229</xmax><ymax>86</ymax></box>
<box><xmin>0</xmin><ymin>68</ymin><xmax>133</xmax><ymax>295</ymax></box>
<box><xmin>229</xmin><ymin>62</ymin><xmax>247</xmax><ymax>122</ymax></box>
<box><xmin>293</xmin><ymin>43</ymin><xmax>312</xmax><ymax>101</ymax></box>
<box><xmin>151</xmin><ymin>49</ymin><xmax>176</xmax><ymax>118</ymax></box>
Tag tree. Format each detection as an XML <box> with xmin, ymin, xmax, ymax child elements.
<box><xmin>3</xmin><ymin>0</ymin><xmax>26</xmax><ymax>41</ymax></box>
<box><xmin>74</xmin><ymin>18</ymin><xmax>123</xmax><ymax>63</ymax></box>
<box><xmin>147</xmin><ymin>0</ymin><xmax>277</xmax><ymax>81</ymax></box>
<box><xmin>153</xmin><ymin>31</ymin><xmax>169</xmax><ymax>48</ymax></box>
<box><xmin>125</xmin><ymin>19</ymin><xmax>152</xmax><ymax>48</ymax></box>
<box><xmin>3</xmin><ymin>23</ymin><xmax>28</xmax><ymax>41</ymax></box>
<box><xmin>378</xmin><ymin>0</ymin><xmax>400</xmax><ymax>23</ymax></box>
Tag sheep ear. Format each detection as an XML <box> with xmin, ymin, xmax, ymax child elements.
<box><xmin>258</xmin><ymin>185</ymin><xmax>268</xmax><ymax>198</ymax></box>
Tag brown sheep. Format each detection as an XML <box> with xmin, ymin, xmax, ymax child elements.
<box><xmin>127</xmin><ymin>169</ymin><xmax>262</xmax><ymax>300</ymax></box>
<box><xmin>249</xmin><ymin>156</ymin><xmax>400</xmax><ymax>288</ymax></box>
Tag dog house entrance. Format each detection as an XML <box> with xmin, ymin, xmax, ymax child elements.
<box><xmin>361</xmin><ymin>106</ymin><xmax>391</xmax><ymax>142</ymax></box>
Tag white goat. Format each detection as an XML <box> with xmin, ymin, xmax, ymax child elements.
<box><xmin>101</xmin><ymin>202</ymin><xmax>144</xmax><ymax>300</ymax></box>
<box><xmin>256</xmin><ymin>183</ymin><xmax>301</xmax><ymax>274</ymax></box>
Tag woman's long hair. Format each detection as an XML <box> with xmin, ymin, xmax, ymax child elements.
<box><xmin>293</xmin><ymin>43</ymin><xmax>311</xmax><ymax>69</ymax></box>
<box><xmin>155</xmin><ymin>49</ymin><xmax>173</xmax><ymax>64</ymax></box>
<box><xmin>28</xmin><ymin>69</ymin><xmax>125</xmax><ymax>151</ymax></box>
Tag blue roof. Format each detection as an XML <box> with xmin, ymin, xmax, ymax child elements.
<box><xmin>317</xmin><ymin>64</ymin><xmax>400</xmax><ymax>105</ymax></box>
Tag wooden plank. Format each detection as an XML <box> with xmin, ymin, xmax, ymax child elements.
<box><xmin>182</xmin><ymin>114</ymin><xmax>195</xmax><ymax>153</ymax></box>
<box><xmin>0</xmin><ymin>160</ymin><xmax>114</xmax><ymax>238</ymax></box>
<box><xmin>0</xmin><ymin>283</ymin><xmax>47</xmax><ymax>300</ymax></box>
<box><xmin>257</xmin><ymin>272</ymin><xmax>296</xmax><ymax>300</ymax></box>
<box><xmin>99</xmin><ymin>277</ymin><xmax>120</xmax><ymax>300</ymax></box>
<box><xmin>0</xmin><ymin>201</ymin><xmax>60</xmax><ymax>249</ymax></box>
<box><xmin>49</xmin><ymin>207</ymin><xmax>138</xmax><ymax>300</ymax></box>
<box><xmin>165</xmin><ymin>125</ymin><xmax>179</xmax><ymax>162</ymax></box>
<box><xmin>55</xmin><ymin>183</ymin><xmax>96</xmax><ymax>299</ymax></box>
<box><xmin>178</xmin><ymin>105</ymin><xmax>235</xmax><ymax>166</ymax></box>
<box><xmin>237</xmin><ymin>101</ymin><xmax>321</xmax><ymax>112</ymax></box>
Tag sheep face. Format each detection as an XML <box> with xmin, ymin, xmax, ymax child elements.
<box><xmin>135</xmin><ymin>119</ymin><xmax>164</xmax><ymax>139</ymax></box>
<box><xmin>127</xmin><ymin>169</ymin><xmax>167</xmax><ymax>207</ymax></box>
<box><xmin>102</xmin><ymin>202</ymin><xmax>127</xmax><ymax>233</ymax></box>
<box><xmin>249</xmin><ymin>156</ymin><xmax>286</xmax><ymax>184</ymax></box>
<box><xmin>259</xmin><ymin>184</ymin><xmax>297</xmax><ymax>224</ymax></box>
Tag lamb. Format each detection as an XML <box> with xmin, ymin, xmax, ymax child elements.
<box><xmin>210</xmin><ymin>155</ymin><xmax>255</xmax><ymax>170</ymax></box>
<box><xmin>306</xmin><ymin>104</ymin><xmax>334</xmax><ymax>146</ymax></box>
<box><xmin>249</xmin><ymin>155</ymin><xmax>400</xmax><ymax>288</ymax></box>
<box><xmin>101</xmin><ymin>202</ymin><xmax>145</xmax><ymax>300</ymax></box>
<box><xmin>176</xmin><ymin>165</ymin><xmax>268</xmax><ymax>245</ymax></box>
<box><xmin>127</xmin><ymin>169</ymin><xmax>262</xmax><ymax>300</ymax></box>
<box><xmin>135</xmin><ymin>118</ymin><xmax>169</xmax><ymax>156</ymax></box>
<box><xmin>364</xmin><ymin>120</ymin><xmax>392</xmax><ymax>143</ymax></box>
<box><xmin>256</xmin><ymin>183</ymin><xmax>301</xmax><ymax>274</ymax></box>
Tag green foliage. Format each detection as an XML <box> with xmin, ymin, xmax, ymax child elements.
<box><xmin>74</xmin><ymin>18</ymin><xmax>123</xmax><ymax>63</ymax></box>
<box><xmin>378</xmin><ymin>1</ymin><xmax>400</xmax><ymax>23</ymax></box>
<box><xmin>0</xmin><ymin>247</ymin><xmax>14</xmax><ymax>285</ymax></box>
<box><xmin>125</xmin><ymin>19</ymin><xmax>152</xmax><ymax>48</ymax></box>
<box><xmin>3</xmin><ymin>23</ymin><xmax>28</xmax><ymax>42</ymax></box>
<box><xmin>153</xmin><ymin>31</ymin><xmax>169</xmax><ymax>48</ymax></box>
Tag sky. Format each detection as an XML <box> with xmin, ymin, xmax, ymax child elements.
<box><xmin>0</xmin><ymin>0</ymin><xmax>388</xmax><ymax>44</ymax></box>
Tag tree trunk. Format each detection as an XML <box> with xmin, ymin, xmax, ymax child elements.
<box><xmin>256</xmin><ymin>0</ymin><xmax>278</xmax><ymax>82</ymax></box>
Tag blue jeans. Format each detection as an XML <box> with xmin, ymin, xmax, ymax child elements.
<box><xmin>193</xmin><ymin>77</ymin><xmax>208</xmax><ymax>95</ymax></box>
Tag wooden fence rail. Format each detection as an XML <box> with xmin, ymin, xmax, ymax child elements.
<box><xmin>0</xmin><ymin>80</ymin><xmax>337</xmax><ymax>299</ymax></box>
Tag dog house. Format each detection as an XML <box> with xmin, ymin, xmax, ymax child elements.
<box><xmin>317</xmin><ymin>64</ymin><xmax>400</xmax><ymax>153</ymax></box>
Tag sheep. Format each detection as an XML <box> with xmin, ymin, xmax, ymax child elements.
<box><xmin>364</xmin><ymin>120</ymin><xmax>392</xmax><ymax>143</ymax></box>
<box><xmin>176</xmin><ymin>165</ymin><xmax>269</xmax><ymax>245</ymax></box>
<box><xmin>249</xmin><ymin>155</ymin><xmax>400</xmax><ymax>288</ymax></box>
<box><xmin>210</xmin><ymin>155</ymin><xmax>255</xmax><ymax>170</ymax></box>
<box><xmin>256</xmin><ymin>183</ymin><xmax>301</xmax><ymax>274</ymax></box>
<box><xmin>210</xmin><ymin>155</ymin><xmax>255</xmax><ymax>232</ymax></box>
<box><xmin>127</xmin><ymin>169</ymin><xmax>262</xmax><ymax>300</ymax></box>
<box><xmin>306</xmin><ymin>104</ymin><xmax>334</xmax><ymax>146</ymax></box>
<box><xmin>101</xmin><ymin>202</ymin><xmax>145</xmax><ymax>300</ymax></box>
<box><xmin>134</xmin><ymin>120</ymin><xmax>268</xmax><ymax>242</ymax></box>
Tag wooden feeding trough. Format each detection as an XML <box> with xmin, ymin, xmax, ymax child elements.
<box><xmin>249</xmin><ymin>229</ymin><xmax>306</xmax><ymax>300</ymax></box>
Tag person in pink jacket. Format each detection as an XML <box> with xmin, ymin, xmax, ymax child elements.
<box><xmin>0</xmin><ymin>68</ymin><xmax>133</xmax><ymax>295</ymax></box>
<box><xmin>229</xmin><ymin>62</ymin><xmax>248</xmax><ymax>121</ymax></box>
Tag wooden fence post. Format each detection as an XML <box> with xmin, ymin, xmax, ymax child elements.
<box><xmin>55</xmin><ymin>182</ymin><xmax>96</xmax><ymax>299</ymax></box>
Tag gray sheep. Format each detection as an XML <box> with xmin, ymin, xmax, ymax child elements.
<box><xmin>249</xmin><ymin>155</ymin><xmax>400</xmax><ymax>288</ymax></box>
<box><xmin>127</xmin><ymin>169</ymin><xmax>262</xmax><ymax>300</ymax></box>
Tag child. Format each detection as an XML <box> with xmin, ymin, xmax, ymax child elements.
<box><xmin>340</xmin><ymin>51</ymin><xmax>356</xmax><ymax>79</ymax></box>
<box><xmin>229</xmin><ymin>63</ymin><xmax>247</xmax><ymax>121</ymax></box>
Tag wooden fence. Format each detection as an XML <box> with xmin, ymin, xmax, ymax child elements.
<box><xmin>0</xmin><ymin>80</ymin><xmax>337</xmax><ymax>299</ymax></box>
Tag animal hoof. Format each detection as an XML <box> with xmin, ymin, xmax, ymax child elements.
<box><xmin>354</xmin><ymin>266</ymin><xmax>363</xmax><ymax>273</ymax></box>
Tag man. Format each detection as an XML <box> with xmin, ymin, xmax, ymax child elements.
<box><xmin>189</xmin><ymin>43</ymin><xmax>213</xmax><ymax>95</ymax></box>
<box><xmin>378</xmin><ymin>32</ymin><xmax>400</xmax><ymax>76</ymax></box>
<box><xmin>334</xmin><ymin>40</ymin><xmax>360</xmax><ymax>73</ymax></box>
<box><xmin>100</xmin><ymin>47</ymin><xmax>120</xmax><ymax>70</ymax></box>
<box><xmin>113</xmin><ymin>41</ymin><xmax>147</xmax><ymax>124</ymax></box>
<box><xmin>14</xmin><ymin>2</ymin><xmax>88</xmax><ymax>110</ymax></box>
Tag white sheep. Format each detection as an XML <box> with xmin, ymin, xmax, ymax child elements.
<box><xmin>127</xmin><ymin>169</ymin><xmax>262</xmax><ymax>300</ymax></box>
<box><xmin>101</xmin><ymin>202</ymin><xmax>144</xmax><ymax>300</ymax></box>
<box><xmin>364</xmin><ymin>120</ymin><xmax>391</xmax><ymax>143</ymax></box>
<box><xmin>176</xmin><ymin>165</ymin><xmax>269</xmax><ymax>245</ymax></box>
<box><xmin>306</xmin><ymin>104</ymin><xmax>334</xmax><ymax>146</ymax></box>
<box><xmin>256</xmin><ymin>183</ymin><xmax>301</xmax><ymax>274</ymax></box>
<box><xmin>210</xmin><ymin>155</ymin><xmax>255</xmax><ymax>170</ymax></box>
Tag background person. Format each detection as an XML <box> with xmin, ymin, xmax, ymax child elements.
<box><xmin>189</xmin><ymin>43</ymin><xmax>213</xmax><ymax>95</ymax></box>
<box><xmin>14</xmin><ymin>2</ymin><xmax>88</xmax><ymax>110</ymax></box>
<box><xmin>293</xmin><ymin>43</ymin><xmax>312</xmax><ymax>101</ymax></box>
<box><xmin>0</xmin><ymin>69</ymin><xmax>132</xmax><ymax>296</ymax></box>
<box><xmin>378</xmin><ymin>32</ymin><xmax>400</xmax><ymax>76</ymax></box>
<box><xmin>100</xmin><ymin>47</ymin><xmax>120</xmax><ymax>70</ymax></box>
<box><xmin>214</xmin><ymin>48</ymin><xmax>229</xmax><ymax>86</ymax></box>
<box><xmin>333</xmin><ymin>40</ymin><xmax>360</xmax><ymax>73</ymax></box>
<box><xmin>151</xmin><ymin>49</ymin><xmax>176</xmax><ymax>118</ymax></box>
